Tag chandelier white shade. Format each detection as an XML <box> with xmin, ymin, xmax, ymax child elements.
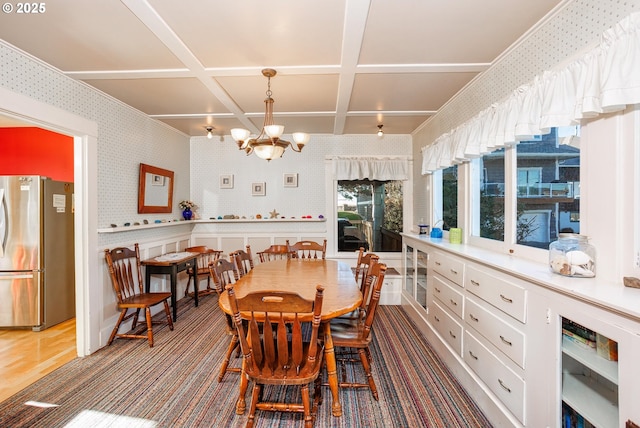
<box><xmin>230</xmin><ymin>69</ymin><xmax>309</xmax><ymax>161</ymax></box>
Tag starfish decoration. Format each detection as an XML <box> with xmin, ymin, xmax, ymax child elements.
<box><xmin>269</xmin><ymin>209</ymin><xmax>280</xmax><ymax>219</ymax></box>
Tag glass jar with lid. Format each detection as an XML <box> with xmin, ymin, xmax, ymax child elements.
<box><xmin>549</xmin><ymin>233</ymin><xmax>596</xmax><ymax>278</ymax></box>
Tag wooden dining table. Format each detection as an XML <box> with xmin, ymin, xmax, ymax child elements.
<box><xmin>217</xmin><ymin>258</ymin><xmax>362</xmax><ymax>418</ymax></box>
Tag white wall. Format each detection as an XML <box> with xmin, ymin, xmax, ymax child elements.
<box><xmin>190</xmin><ymin>134</ymin><xmax>412</xmax><ymax>220</ymax></box>
<box><xmin>411</xmin><ymin>1</ymin><xmax>640</xmax><ymax>284</ymax></box>
<box><xmin>0</xmin><ymin>40</ymin><xmax>192</xmax><ymax>354</ymax></box>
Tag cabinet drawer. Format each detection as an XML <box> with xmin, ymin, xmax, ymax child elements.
<box><xmin>433</xmin><ymin>274</ymin><xmax>464</xmax><ymax>319</ymax></box>
<box><xmin>465</xmin><ymin>296</ymin><xmax>525</xmax><ymax>369</ymax></box>
<box><xmin>430</xmin><ymin>300</ymin><xmax>463</xmax><ymax>356</ymax></box>
<box><xmin>465</xmin><ymin>265</ymin><xmax>527</xmax><ymax>323</ymax></box>
<box><xmin>464</xmin><ymin>330</ymin><xmax>526</xmax><ymax>425</ymax></box>
<box><xmin>430</xmin><ymin>252</ymin><xmax>465</xmax><ymax>287</ymax></box>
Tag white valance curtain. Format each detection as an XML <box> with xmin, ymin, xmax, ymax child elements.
<box><xmin>332</xmin><ymin>156</ymin><xmax>409</xmax><ymax>180</ymax></box>
<box><xmin>422</xmin><ymin>11</ymin><xmax>640</xmax><ymax>174</ymax></box>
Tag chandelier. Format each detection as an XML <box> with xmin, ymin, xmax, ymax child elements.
<box><xmin>230</xmin><ymin>69</ymin><xmax>310</xmax><ymax>161</ymax></box>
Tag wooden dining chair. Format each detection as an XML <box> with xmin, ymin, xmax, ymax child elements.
<box><xmin>230</xmin><ymin>245</ymin><xmax>254</xmax><ymax>277</ymax></box>
<box><xmin>227</xmin><ymin>283</ymin><xmax>325</xmax><ymax>428</ymax></box>
<box><xmin>329</xmin><ymin>262</ymin><xmax>387</xmax><ymax>400</ymax></box>
<box><xmin>287</xmin><ymin>239</ymin><xmax>327</xmax><ymax>260</ymax></box>
<box><xmin>353</xmin><ymin>246</ymin><xmax>365</xmax><ymax>274</ymax></box>
<box><xmin>184</xmin><ymin>246</ymin><xmax>222</xmax><ymax>298</ymax></box>
<box><xmin>355</xmin><ymin>252</ymin><xmax>380</xmax><ymax>291</ymax></box>
<box><xmin>256</xmin><ymin>244</ymin><xmax>294</xmax><ymax>263</ymax></box>
<box><xmin>340</xmin><ymin>254</ymin><xmax>380</xmax><ymax>320</ymax></box>
<box><xmin>209</xmin><ymin>258</ymin><xmax>243</xmax><ymax>382</ymax></box>
<box><xmin>104</xmin><ymin>243</ymin><xmax>174</xmax><ymax>347</ymax></box>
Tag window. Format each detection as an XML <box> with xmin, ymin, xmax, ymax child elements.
<box><xmin>337</xmin><ymin>180</ymin><xmax>403</xmax><ymax>252</ymax></box>
<box><xmin>516</xmin><ymin>128</ymin><xmax>580</xmax><ymax>249</ymax></box>
<box><xmin>441</xmin><ymin>165</ymin><xmax>458</xmax><ymax>231</ymax></box>
<box><xmin>468</xmin><ymin>127</ymin><xmax>580</xmax><ymax>256</ymax></box>
<box><xmin>476</xmin><ymin>148</ymin><xmax>505</xmax><ymax>241</ymax></box>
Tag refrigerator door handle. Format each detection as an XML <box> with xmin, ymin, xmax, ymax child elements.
<box><xmin>0</xmin><ymin>272</ymin><xmax>35</xmax><ymax>280</ymax></box>
<box><xmin>0</xmin><ymin>187</ymin><xmax>5</xmax><ymax>257</ymax></box>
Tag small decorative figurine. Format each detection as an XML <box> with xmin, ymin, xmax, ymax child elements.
<box><xmin>269</xmin><ymin>209</ymin><xmax>280</xmax><ymax>219</ymax></box>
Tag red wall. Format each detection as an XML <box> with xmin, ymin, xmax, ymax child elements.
<box><xmin>0</xmin><ymin>127</ymin><xmax>74</xmax><ymax>182</ymax></box>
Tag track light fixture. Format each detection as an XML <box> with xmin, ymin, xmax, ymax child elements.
<box><xmin>205</xmin><ymin>126</ymin><xmax>214</xmax><ymax>139</ymax></box>
<box><xmin>377</xmin><ymin>124</ymin><xmax>384</xmax><ymax>137</ymax></box>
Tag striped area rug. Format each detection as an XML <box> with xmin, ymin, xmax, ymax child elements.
<box><xmin>0</xmin><ymin>296</ymin><xmax>493</xmax><ymax>428</ymax></box>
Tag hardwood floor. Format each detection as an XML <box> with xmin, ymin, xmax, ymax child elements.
<box><xmin>0</xmin><ymin>319</ymin><xmax>77</xmax><ymax>403</ymax></box>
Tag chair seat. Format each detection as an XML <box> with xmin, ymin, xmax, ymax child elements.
<box><xmin>329</xmin><ymin>318</ymin><xmax>373</xmax><ymax>348</ymax></box>
<box><xmin>248</xmin><ymin>344</ymin><xmax>324</xmax><ymax>386</ymax></box>
<box><xmin>119</xmin><ymin>292</ymin><xmax>172</xmax><ymax>308</ymax></box>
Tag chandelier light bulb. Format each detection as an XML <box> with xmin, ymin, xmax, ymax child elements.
<box><xmin>229</xmin><ymin>69</ymin><xmax>310</xmax><ymax>161</ymax></box>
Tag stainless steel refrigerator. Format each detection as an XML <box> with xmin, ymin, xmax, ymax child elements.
<box><xmin>0</xmin><ymin>176</ymin><xmax>75</xmax><ymax>330</ymax></box>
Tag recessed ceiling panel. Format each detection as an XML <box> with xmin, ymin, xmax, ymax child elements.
<box><xmin>247</xmin><ymin>116</ymin><xmax>335</xmax><ymax>135</ymax></box>
<box><xmin>86</xmin><ymin>78</ymin><xmax>229</xmax><ymax>115</ymax></box>
<box><xmin>343</xmin><ymin>116</ymin><xmax>430</xmax><ymax>135</ymax></box>
<box><xmin>158</xmin><ymin>117</ymin><xmax>248</xmax><ymax>136</ymax></box>
<box><xmin>149</xmin><ymin>0</ymin><xmax>345</xmax><ymax>68</ymax></box>
<box><xmin>350</xmin><ymin>73</ymin><xmax>478</xmax><ymax>111</ymax></box>
<box><xmin>0</xmin><ymin>0</ymin><xmax>183</xmax><ymax>70</ymax></box>
<box><xmin>360</xmin><ymin>0</ymin><xmax>564</xmax><ymax>64</ymax></box>
<box><xmin>217</xmin><ymin>74</ymin><xmax>338</xmax><ymax>113</ymax></box>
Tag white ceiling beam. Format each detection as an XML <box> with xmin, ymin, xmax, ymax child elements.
<box><xmin>333</xmin><ymin>0</ymin><xmax>371</xmax><ymax>135</ymax></box>
<box><xmin>120</xmin><ymin>0</ymin><xmax>258</xmax><ymax>133</ymax></box>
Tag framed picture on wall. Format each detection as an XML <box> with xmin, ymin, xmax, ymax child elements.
<box><xmin>283</xmin><ymin>173</ymin><xmax>298</xmax><ymax>188</ymax></box>
<box><xmin>252</xmin><ymin>182</ymin><xmax>266</xmax><ymax>196</ymax></box>
<box><xmin>151</xmin><ymin>174</ymin><xmax>165</xmax><ymax>186</ymax></box>
<box><xmin>220</xmin><ymin>174</ymin><xmax>234</xmax><ymax>189</ymax></box>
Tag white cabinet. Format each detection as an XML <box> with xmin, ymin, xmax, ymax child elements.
<box><xmin>401</xmin><ymin>234</ymin><xmax>640</xmax><ymax>427</ymax></box>
<box><xmin>403</xmin><ymin>244</ymin><xmax>428</xmax><ymax>310</ymax></box>
<box><xmin>466</xmin><ymin>296</ymin><xmax>526</xmax><ymax>369</ymax></box>
<box><xmin>465</xmin><ymin>264</ymin><xmax>527</xmax><ymax>323</ymax></box>
<box><xmin>465</xmin><ymin>330</ymin><xmax>526</xmax><ymax>425</ymax></box>
<box><xmin>431</xmin><ymin>300</ymin><xmax>463</xmax><ymax>356</ymax></box>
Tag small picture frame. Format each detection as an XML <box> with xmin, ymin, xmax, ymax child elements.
<box><xmin>151</xmin><ymin>174</ymin><xmax>165</xmax><ymax>186</ymax></box>
<box><xmin>283</xmin><ymin>173</ymin><xmax>298</xmax><ymax>188</ymax></box>
<box><xmin>252</xmin><ymin>182</ymin><xmax>266</xmax><ymax>196</ymax></box>
<box><xmin>220</xmin><ymin>174</ymin><xmax>234</xmax><ymax>189</ymax></box>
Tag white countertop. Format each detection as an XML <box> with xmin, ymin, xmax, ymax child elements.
<box><xmin>402</xmin><ymin>233</ymin><xmax>640</xmax><ymax>322</ymax></box>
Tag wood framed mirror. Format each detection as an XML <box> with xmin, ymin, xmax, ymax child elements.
<box><xmin>138</xmin><ymin>163</ymin><xmax>174</xmax><ymax>213</ymax></box>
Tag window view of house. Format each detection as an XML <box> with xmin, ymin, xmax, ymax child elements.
<box><xmin>442</xmin><ymin>166</ymin><xmax>458</xmax><ymax>231</ymax></box>
<box><xmin>477</xmin><ymin>148</ymin><xmax>506</xmax><ymax>241</ymax></box>
<box><xmin>337</xmin><ymin>180</ymin><xmax>403</xmax><ymax>252</ymax></box>
<box><xmin>516</xmin><ymin>128</ymin><xmax>580</xmax><ymax>248</ymax></box>
<box><xmin>472</xmin><ymin>127</ymin><xmax>580</xmax><ymax>248</ymax></box>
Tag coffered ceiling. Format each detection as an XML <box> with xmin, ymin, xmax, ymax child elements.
<box><xmin>0</xmin><ymin>0</ymin><xmax>565</xmax><ymax>137</ymax></box>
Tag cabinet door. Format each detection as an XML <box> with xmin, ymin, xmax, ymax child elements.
<box><xmin>416</xmin><ymin>249</ymin><xmax>428</xmax><ymax>309</ymax></box>
<box><xmin>404</xmin><ymin>245</ymin><xmax>415</xmax><ymax>295</ymax></box>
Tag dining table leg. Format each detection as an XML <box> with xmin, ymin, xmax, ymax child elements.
<box><xmin>323</xmin><ymin>322</ymin><xmax>342</xmax><ymax>417</ymax></box>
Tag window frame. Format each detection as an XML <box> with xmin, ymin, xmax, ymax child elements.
<box><xmin>324</xmin><ymin>157</ymin><xmax>413</xmax><ymax>259</ymax></box>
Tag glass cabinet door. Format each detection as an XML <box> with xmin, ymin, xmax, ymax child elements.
<box><xmin>416</xmin><ymin>249</ymin><xmax>428</xmax><ymax>309</ymax></box>
<box><xmin>404</xmin><ymin>245</ymin><xmax>415</xmax><ymax>296</ymax></box>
